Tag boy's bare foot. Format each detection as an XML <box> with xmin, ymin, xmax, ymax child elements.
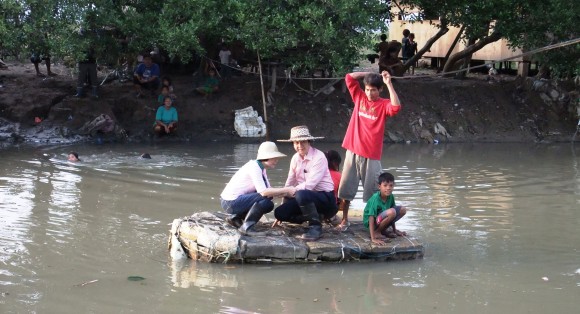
<box><xmin>335</xmin><ymin>221</ymin><xmax>350</xmax><ymax>232</ymax></box>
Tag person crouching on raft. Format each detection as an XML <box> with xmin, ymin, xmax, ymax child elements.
<box><xmin>220</xmin><ymin>142</ymin><xmax>295</xmax><ymax>236</ymax></box>
<box><xmin>274</xmin><ymin>125</ymin><xmax>338</xmax><ymax>241</ymax></box>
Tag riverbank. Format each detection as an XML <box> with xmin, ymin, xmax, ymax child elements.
<box><xmin>1</xmin><ymin>60</ymin><xmax>578</xmax><ymax>148</ymax></box>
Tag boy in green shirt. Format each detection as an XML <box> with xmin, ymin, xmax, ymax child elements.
<box><xmin>363</xmin><ymin>172</ymin><xmax>408</xmax><ymax>245</ymax></box>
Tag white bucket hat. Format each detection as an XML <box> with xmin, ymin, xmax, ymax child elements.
<box><xmin>277</xmin><ymin>125</ymin><xmax>325</xmax><ymax>142</ymax></box>
<box><xmin>256</xmin><ymin>141</ymin><xmax>286</xmax><ymax>160</ymax></box>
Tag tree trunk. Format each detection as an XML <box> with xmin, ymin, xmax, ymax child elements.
<box><xmin>439</xmin><ymin>25</ymin><xmax>465</xmax><ymax>72</ymax></box>
<box><xmin>442</xmin><ymin>30</ymin><xmax>503</xmax><ymax>76</ymax></box>
<box><xmin>402</xmin><ymin>20</ymin><xmax>449</xmax><ymax>72</ymax></box>
<box><xmin>270</xmin><ymin>66</ymin><xmax>277</xmax><ymax>94</ymax></box>
<box><xmin>455</xmin><ymin>38</ymin><xmax>476</xmax><ymax>79</ymax></box>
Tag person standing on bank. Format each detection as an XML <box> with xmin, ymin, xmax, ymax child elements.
<box><xmin>75</xmin><ymin>13</ymin><xmax>99</xmax><ymax>98</ymax></box>
<box><xmin>220</xmin><ymin>142</ymin><xmax>295</xmax><ymax>236</ymax></box>
<box><xmin>274</xmin><ymin>126</ymin><xmax>338</xmax><ymax>241</ymax></box>
<box><xmin>335</xmin><ymin>70</ymin><xmax>402</xmax><ymax>232</ymax></box>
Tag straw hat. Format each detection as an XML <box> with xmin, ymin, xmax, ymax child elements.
<box><xmin>256</xmin><ymin>141</ymin><xmax>287</xmax><ymax>160</ymax></box>
<box><xmin>277</xmin><ymin>125</ymin><xmax>324</xmax><ymax>142</ymax></box>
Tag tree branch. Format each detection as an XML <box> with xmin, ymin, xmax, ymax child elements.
<box><xmin>442</xmin><ymin>30</ymin><xmax>503</xmax><ymax>74</ymax></box>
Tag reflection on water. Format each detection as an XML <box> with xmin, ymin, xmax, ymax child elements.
<box><xmin>1</xmin><ymin>142</ymin><xmax>580</xmax><ymax>313</ymax></box>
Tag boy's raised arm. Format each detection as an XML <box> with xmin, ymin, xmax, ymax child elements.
<box><xmin>381</xmin><ymin>71</ymin><xmax>401</xmax><ymax>107</ymax></box>
<box><xmin>347</xmin><ymin>71</ymin><xmax>372</xmax><ymax>80</ymax></box>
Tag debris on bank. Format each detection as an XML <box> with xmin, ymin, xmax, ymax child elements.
<box><xmin>168</xmin><ymin>211</ymin><xmax>424</xmax><ymax>264</ymax></box>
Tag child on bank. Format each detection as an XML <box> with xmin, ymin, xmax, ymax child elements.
<box><xmin>161</xmin><ymin>76</ymin><xmax>177</xmax><ymax>100</ymax></box>
<box><xmin>195</xmin><ymin>69</ymin><xmax>220</xmax><ymax>97</ymax></box>
<box><xmin>161</xmin><ymin>76</ymin><xmax>174</xmax><ymax>93</ymax></box>
<box><xmin>157</xmin><ymin>85</ymin><xmax>171</xmax><ymax>105</ymax></box>
<box><xmin>363</xmin><ymin>172</ymin><xmax>407</xmax><ymax>245</ymax></box>
<box><xmin>336</xmin><ymin>70</ymin><xmax>402</xmax><ymax>232</ymax></box>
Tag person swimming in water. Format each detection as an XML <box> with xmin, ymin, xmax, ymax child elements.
<box><xmin>68</xmin><ymin>152</ymin><xmax>80</xmax><ymax>162</ymax></box>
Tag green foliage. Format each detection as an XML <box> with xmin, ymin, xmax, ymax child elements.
<box><xmin>1</xmin><ymin>0</ymin><xmax>576</xmax><ymax>77</ymax></box>
<box><xmin>1</xmin><ymin>0</ymin><xmax>389</xmax><ymax>73</ymax></box>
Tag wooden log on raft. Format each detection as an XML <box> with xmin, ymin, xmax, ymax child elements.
<box><xmin>169</xmin><ymin>211</ymin><xmax>424</xmax><ymax>264</ymax></box>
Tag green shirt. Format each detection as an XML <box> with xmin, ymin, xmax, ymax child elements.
<box><xmin>363</xmin><ymin>191</ymin><xmax>395</xmax><ymax>229</ymax></box>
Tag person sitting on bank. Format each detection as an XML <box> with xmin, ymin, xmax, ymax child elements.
<box><xmin>154</xmin><ymin>96</ymin><xmax>178</xmax><ymax>135</ymax></box>
<box><xmin>378</xmin><ymin>43</ymin><xmax>405</xmax><ymax>77</ymax></box>
<box><xmin>157</xmin><ymin>85</ymin><xmax>171</xmax><ymax>105</ymax></box>
<box><xmin>273</xmin><ymin>125</ymin><xmax>338</xmax><ymax>241</ymax></box>
<box><xmin>195</xmin><ymin>68</ymin><xmax>219</xmax><ymax>96</ymax></box>
<box><xmin>220</xmin><ymin>142</ymin><xmax>295</xmax><ymax>236</ymax></box>
<box><xmin>161</xmin><ymin>76</ymin><xmax>177</xmax><ymax>99</ymax></box>
<box><xmin>133</xmin><ymin>54</ymin><xmax>160</xmax><ymax>97</ymax></box>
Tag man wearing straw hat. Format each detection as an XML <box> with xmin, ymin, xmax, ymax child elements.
<box><xmin>220</xmin><ymin>141</ymin><xmax>295</xmax><ymax>236</ymax></box>
<box><xmin>275</xmin><ymin>125</ymin><xmax>338</xmax><ymax>241</ymax></box>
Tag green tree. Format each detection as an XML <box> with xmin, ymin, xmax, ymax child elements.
<box><xmin>395</xmin><ymin>0</ymin><xmax>579</xmax><ymax>78</ymax></box>
<box><xmin>157</xmin><ymin>0</ymin><xmax>389</xmax><ymax>73</ymax></box>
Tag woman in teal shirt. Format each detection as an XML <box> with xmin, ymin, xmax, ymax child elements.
<box><xmin>154</xmin><ymin>96</ymin><xmax>178</xmax><ymax>135</ymax></box>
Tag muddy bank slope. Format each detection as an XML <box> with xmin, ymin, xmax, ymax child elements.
<box><xmin>1</xmin><ymin>61</ymin><xmax>578</xmax><ymax>147</ymax></box>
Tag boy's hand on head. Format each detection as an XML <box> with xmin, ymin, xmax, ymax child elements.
<box><xmin>381</xmin><ymin>71</ymin><xmax>392</xmax><ymax>85</ymax></box>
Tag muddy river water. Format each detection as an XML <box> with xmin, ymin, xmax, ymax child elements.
<box><xmin>1</xmin><ymin>142</ymin><xmax>579</xmax><ymax>313</ymax></box>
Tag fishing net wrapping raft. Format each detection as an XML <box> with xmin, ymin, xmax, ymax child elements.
<box><xmin>172</xmin><ymin>212</ymin><xmax>240</xmax><ymax>263</ymax></box>
<box><xmin>170</xmin><ymin>211</ymin><xmax>425</xmax><ymax>263</ymax></box>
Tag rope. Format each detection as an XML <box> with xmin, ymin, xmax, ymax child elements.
<box><xmin>201</xmin><ymin>37</ymin><xmax>579</xmax><ymax>81</ymax></box>
<box><xmin>393</xmin><ymin>37</ymin><xmax>580</xmax><ymax>80</ymax></box>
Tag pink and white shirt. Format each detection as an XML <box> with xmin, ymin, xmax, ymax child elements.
<box><xmin>285</xmin><ymin>146</ymin><xmax>334</xmax><ymax>192</ymax></box>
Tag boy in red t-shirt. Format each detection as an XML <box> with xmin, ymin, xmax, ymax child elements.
<box><xmin>336</xmin><ymin>71</ymin><xmax>401</xmax><ymax>231</ymax></box>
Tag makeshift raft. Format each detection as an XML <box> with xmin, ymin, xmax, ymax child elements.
<box><xmin>169</xmin><ymin>211</ymin><xmax>424</xmax><ymax>264</ymax></box>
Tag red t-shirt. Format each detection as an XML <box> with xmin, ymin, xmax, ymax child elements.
<box><xmin>342</xmin><ymin>74</ymin><xmax>401</xmax><ymax>160</ymax></box>
<box><xmin>329</xmin><ymin>169</ymin><xmax>341</xmax><ymax>202</ymax></box>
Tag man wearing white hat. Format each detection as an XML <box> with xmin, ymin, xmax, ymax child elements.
<box><xmin>220</xmin><ymin>142</ymin><xmax>295</xmax><ymax>236</ymax></box>
<box><xmin>275</xmin><ymin>125</ymin><xmax>338</xmax><ymax>241</ymax></box>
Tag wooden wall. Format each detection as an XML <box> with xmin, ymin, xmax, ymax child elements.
<box><xmin>388</xmin><ymin>20</ymin><xmax>522</xmax><ymax>61</ymax></box>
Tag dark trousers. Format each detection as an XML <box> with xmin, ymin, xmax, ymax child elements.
<box><xmin>221</xmin><ymin>193</ymin><xmax>274</xmax><ymax>217</ymax></box>
<box><xmin>274</xmin><ymin>190</ymin><xmax>337</xmax><ymax>223</ymax></box>
<box><xmin>133</xmin><ymin>77</ymin><xmax>160</xmax><ymax>91</ymax></box>
<box><xmin>78</xmin><ymin>62</ymin><xmax>98</xmax><ymax>88</ymax></box>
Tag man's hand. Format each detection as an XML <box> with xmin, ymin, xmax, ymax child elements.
<box><xmin>286</xmin><ymin>186</ymin><xmax>296</xmax><ymax>197</ymax></box>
